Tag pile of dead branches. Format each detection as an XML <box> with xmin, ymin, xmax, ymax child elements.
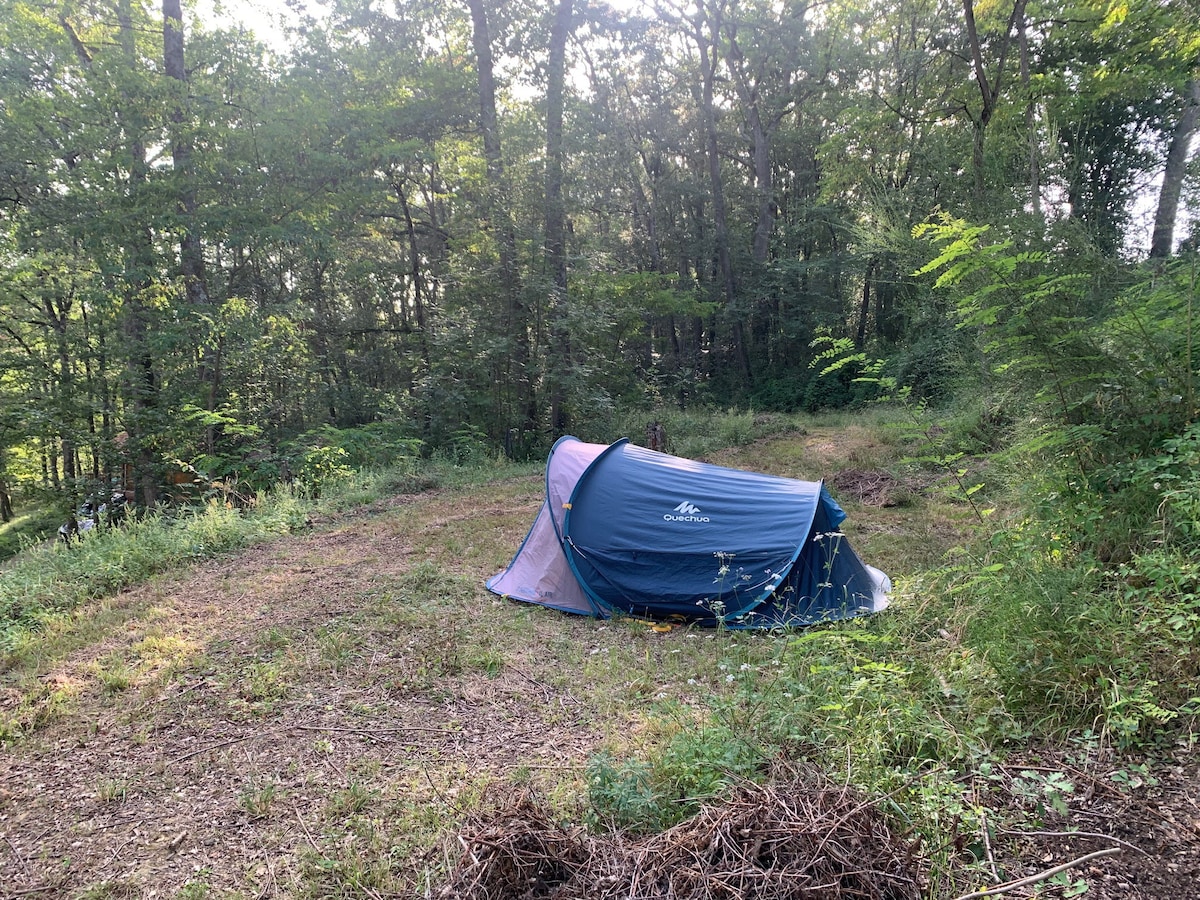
<box><xmin>439</xmin><ymin>776</ymin><xmax>924</xmax><ymax>900</ymax></box>
<box><xmin>828</xmin><ymin>469</ymin><xmax>910</xmax><ymax>507</ymax></box>
<box><xmin>441</xmin><ymin>792</ymin><xmax>589</xmax><ymax>899</ymax></box>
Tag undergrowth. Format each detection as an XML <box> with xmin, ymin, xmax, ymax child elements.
<box><xmin>0</xmin><ymin>504</ymin><xmax>62</xmax><ymax>564</ymax></box>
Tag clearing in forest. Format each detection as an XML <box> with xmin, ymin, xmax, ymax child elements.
<box><xmin>0</xmin><ymin>425</ymin><xmax>1196</xmax><ymax>899</ymax></box>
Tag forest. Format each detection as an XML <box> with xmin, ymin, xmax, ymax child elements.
<box><xmin>0</xmin><ymin>0</ymin><xmax>1194</xmax><ymax>512</ymax></box>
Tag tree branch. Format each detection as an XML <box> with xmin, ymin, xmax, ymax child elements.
<box><xmin>952</xmin><ymin>847</ymin><xmax>1122</xmax><ymax>900</ymax></box>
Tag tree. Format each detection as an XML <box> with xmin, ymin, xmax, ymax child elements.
<box><xmin>163</xmin><ymin>0</ymin><xmax>214</xmax><ymax>432</ymax></box>
<box><xmin>544</xmin><ymin>0</ymin><xmax>575</xmax><ymax>435</ymax></box>
<box><xmin>960</xmin><ymin>0</ymin><xmax>1028</xmax><ymax>206</ymax></box>
<box><xmin>466</xmin><ymin>0</ymin><xmax>536</xmax><ymax>438</ymax></box>
<box><xmin>1151</xmin><ymin>77</ymin><xmax>1200</xmax><ymax>259</ymax></box>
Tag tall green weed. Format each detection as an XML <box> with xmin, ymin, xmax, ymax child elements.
<box><xmin>904</xmin><ymin>229</ymin><xmax>1200</xmax><ymax>745</ymax></box>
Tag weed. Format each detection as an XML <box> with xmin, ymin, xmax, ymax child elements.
<box><xmin>585</xmin><ymin>753</ymin><xmax>664</xmax><ymax>832</ymax></box>
<box><xmin>467</xmin><ymin>647</ymin><xmax>504</xmax><ymax>677</ymax></box>
<box><xmin>316</xmin><ymin>624</ymin><xmax>359</xmax><ymax>674</ymax></box>
<box><xmin>257</xmin><ymin>627</ymin><xmax>291</xmax><ymax>655</ymax></box>
<box><xmin>328</xmin><ymin>781</ymin><xmax>379</xmax><ymax>818</ymax></box>
<box><xmin>96</xmin><ymin>777</ymin><xmax>129</xmax><ymax>803</ymax></box>
<box><xmin>239</xmin><ymin>779</ymin><xmax>278</xmax><ymax>819</ymax></box>
<box><xmin>93</xmin><ymin>654</ymin><xmax>133</xmax><ymax>694</ymax></box>
<box><xmin>238</xmin><ymin>661</ymin><xmax>289</xmax><ymax>703</ymax></box>
<box><xmin>174</xmin><ymin>874</ymin><xmax>213</xmax><ymax>899</ymax></box>
<box><xmin>1009</xmin><ymin>769</ymin><xmax>1074</xmax><ymax>821</ymax></box>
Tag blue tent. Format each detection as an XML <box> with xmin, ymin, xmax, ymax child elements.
<box><xmin>488</xmin><ymin>437</ymin><xmax>890</xmax><ymax>628</ymax></box>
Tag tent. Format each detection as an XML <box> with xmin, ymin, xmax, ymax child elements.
<box><xmin>487</xmin><ymin>437</ymin><xmax>890</xmax><ymax>628</ymax></box>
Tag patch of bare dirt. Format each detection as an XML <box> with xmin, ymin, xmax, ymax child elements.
<box><xmin>828</xmin><ymin>469</ymin><xmax>912</xmax><ymax>507</ymax></box>
<box><xmin>982</xmin><ymin>750</ymin><xmax>1200</xmax><ymax>900</ymax></box>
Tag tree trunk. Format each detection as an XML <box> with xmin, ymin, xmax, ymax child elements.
<box><xmin>545</xmin><ymin>0</ymin><xmax>573</xmax><ymax>437</ymax></box>
<box><xmin>0</xmin><ymin>480</ymin><xmax>12</xmax><ymax>523</ymax></box>
<box><xmin>1150</xmin><ymin>78</ymin><xmax>1200</xmax><ymax>259</ymax></box>
<box><xmin>164</xmin><ymin>0</ymin><xmax>216</xmax><ymax>450</ymax></box>
<box><xmin>856</xmin><ymin>260</ymin><xmax>875</xmax><ymax>350</ymax></box>
<box><xmin>467</xmin><ymin>0</ymin><xmax>535</xmax><ymax>436</ymax></box>
<box><xmin>961</xmin><ymin>0</ymin><xmax>1026</xmax><ymax>207</ymax></box>
<box><xmin>724</xmin><ymin>30</ymin><xmax>777</xmax><ymax>266</ymax></box>
<box><xmin>1017</xmin><ymin>7</ymin><xmax>1040</xmax><ymax>220</ymax></box>
<box><xmin>119</xmin><ymin>0</ymin><xmax>159</xmax><ymax>507</ymax></box>
<box><xmin>693</xmin><ymin>2</ymin><xmax>750</xmax><ymax>386</ymax></box>
<box><xmin>397</xmin><ymin>184</ymin><xmax>431</xmax><ymax>364</ymax></box>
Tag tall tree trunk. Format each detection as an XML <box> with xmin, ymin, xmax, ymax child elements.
<box><xmin>164</xmin><ymin>0</ymin><xmax>216</xmax><ymax>450</ymax></box>
<box><xmin>962</xmin><ymin>0</ymin><xmax>1026</xmax><ymax>207</ymax></box>
<box><xmin>1150</xmin><ymin>78</ymin><xmax>1200</xmax><ymax>259</ymax></box>
<box><xmin>396</xmin><ymin>182</ymin><xmax>432</xmax><ymax>374</ymax></box>
<box><xmin>856</xmin><ymin>260</ymin><xmax>875</xmax><ymax>350</ymax></box>
<box><xmin>724</xmin><ymin>28</ymin><xmax>780</xmax><ymax>266</ymax></box>
<box><xmin>1017</xmin><ymin>7</ymin><xmax>1040</xmax><ymax>220</ymax></box>
<box><xmin>119</xmin><ymin>0</ymin><xmax>159</xmax><ymax>507</ymax></box>
<box><xmin>545</xmin><ymin>0</ymin><xmax>573</xmax><ymax>437</ymax></box>
<box><xmin>692</xmin><ymin>2</ymin><xmax>750</xmax><ymax>386</ymax></box>
<box><xmin>466</xmin><ymin>0</ymin><xmax>535</xmax><ymax>436</ymax></box>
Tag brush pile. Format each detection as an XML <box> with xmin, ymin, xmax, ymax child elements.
<box><xmin>828</xmin><ymin>469</ymin><xmax>909</xmax><ymax>507</ymax></box>
<box><xmin>439</xmin><ymin>775</ymin><xmax>924</xmax><ymax>900</ymax></box>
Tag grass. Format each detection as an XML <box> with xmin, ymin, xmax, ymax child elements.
<box><xmin>0</xmin><ymin>493</ymin><xmax>314</xmax><ymax>649</ymax></box>
<box><xmin>0</xmin><ymin>503</ymin><xmax>62</xmax><ymax>564</ymax></box>
<box><xmin>0</xmin><ymin>405</ymin><xmax>1192</xmax><ymax>898</ymax></box>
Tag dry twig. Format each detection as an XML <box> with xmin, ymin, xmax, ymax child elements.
<box><xmin>951</xmin><ymin>846</ymin><xmax>1123</xmax><ymax>900</ymax></box>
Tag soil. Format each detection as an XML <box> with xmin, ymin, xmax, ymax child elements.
<box><xmin>981</xmin><ymin>749</ymin><xmax>1200</xmax><ymax>899</ymax></box>
<box><xmin>1</xmin><ymin>475</ymin><xmax>1198</xmax><ymax>899</ymax></box>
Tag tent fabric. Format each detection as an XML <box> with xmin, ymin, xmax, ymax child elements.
<box><xmin>486</xmin><ymin>437</ymin><xmax>607</xmax><ymax>615</ymax></box>
<box><xmin>487</xmin><ymin>436</ymin><xmax>889</xmax><ymax>628</ymax></box>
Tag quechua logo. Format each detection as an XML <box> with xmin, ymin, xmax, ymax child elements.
<box><xmin>664</xmin><ymin>500</ymin><xmax>710</xmax><ymax>523</ymax></box>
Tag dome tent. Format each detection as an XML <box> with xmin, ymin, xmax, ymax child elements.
<box><xmin>487</xmin><ymin>437</ymin><xmax>890</xmax><ymax>628</ymax></box>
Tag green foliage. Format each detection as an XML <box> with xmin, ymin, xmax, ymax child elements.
<box><xmin>584</xmin><ymin>754</ymin><xmax>665</xmax><ymax>832</ymax></box>
<box><xmin>0</xmin><ymin>504</ymin><xmax>61</xmax><ymax>563</ymax></box>
<box><xmin>574</xmin><ymin>406</ymin><xmax>801</xmax><ymax>459</ymax></box>
<box><xmin>585</xmin><ymin>722</ymin><xmax>762</xmax><ymax>833</ymax></box>
<box><xmin>299</xmin><ymin>424</ymin><xmax>424</xmax><ymax>471</ymax></box>
<box><xmin>439</xmin><ymin>426</ymin><xmax>493</xmax><ymax>467</ymax></box>
<box><xmin>914</xmin><ymin>217</ymin><xmax>1095</xmax><ymax>407</ymax></box>
<box><xmin>923</xmin><ymin>433</ymin><xmax>1200</xmax><ymax>748</ymax></box>
<box><xmin>583</xmin><ymin>619</ymin><xmax>1003</xmax><ymax>857</ymax></box>
<box><xmin>296</xmin><ymin>446</ymin><xmax>354</xmax><ymax>496</ymax></box>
